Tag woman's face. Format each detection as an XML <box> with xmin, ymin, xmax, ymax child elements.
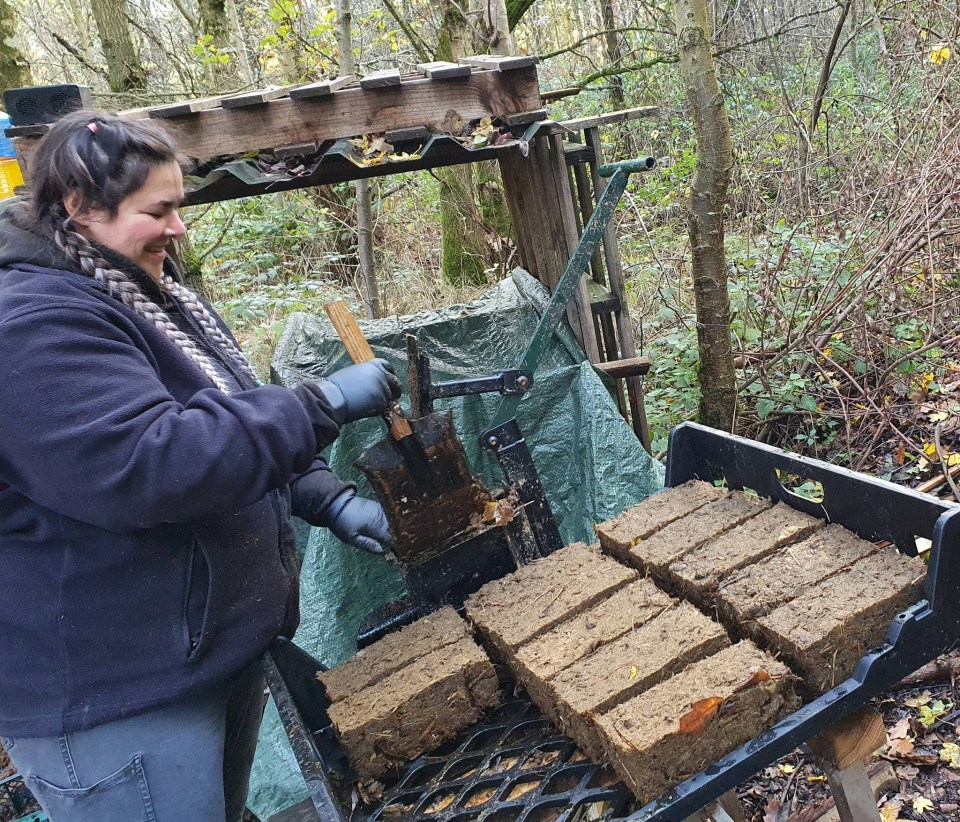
<box><xmin>68</xmin><ymin>160</ymin><xmax>186</xmax><ymax>281</ymax></box>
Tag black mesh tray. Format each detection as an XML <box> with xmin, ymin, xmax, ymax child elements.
<box><xmin>267</xmin><ymin>422</ymin><xmax>960</xmax><ymax>821</ymax></box>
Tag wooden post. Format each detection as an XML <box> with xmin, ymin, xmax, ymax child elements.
<box><xmin>498</xmin><ymin>135</ymin><xmax>599</xmax><ymax>362</ymax></box>
<box><xmin>808</xmin><ymin>709</ymin><xmax>886</xmax><ymax>822</ymax></box>
<box><xmin>681</xmin><ymin>790</ymin><xmax>747</xmax><ymax>822</ymax></box>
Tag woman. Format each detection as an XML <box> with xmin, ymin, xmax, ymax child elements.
<box><xmin>0</xmin><ymin>110</ymin><xmax>398</xmax><ymax>821</ymax></box>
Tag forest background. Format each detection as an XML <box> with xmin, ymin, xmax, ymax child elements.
<box><xmin>2</xmin><ymin>0</ymin><xmax>959</xmax><ymax>485</ymax></box>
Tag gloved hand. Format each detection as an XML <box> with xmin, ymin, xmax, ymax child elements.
<box><xmin>317</xmin><ymin>359</ymin><xmax>401</xmax><ymax>426</ymax></box>
<box><xmin>324</xmin><ymin>489</ymin><xmax>392</xmax><ymax>554</ymax></box>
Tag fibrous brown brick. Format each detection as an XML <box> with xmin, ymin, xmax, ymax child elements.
<box><xmin>595</xmin><ymin>641</ymin><xmax>799</xmax><ymax>802</ymax></box>
<box><xmin>757</xmin><ymin>548</ymin><xmax>926</xmax><ymax>693</ymax></box>
<box><xmin>595</xmin><ymin>481</ymin><xmax>725</xmax><ymax>564</ymax></box>
<box><xmin>464</xmin><ymin>543</ymin><xmax>636</xmax><ymax>659</ymax></box>
<box><xmin>545</xmin><ymin>601</ymin><xmax>730</xmax><ymax>759</ymax></box>
<box><xmin>318</xmin><ymin>605</ymin><xmax>469</xmax><ymax>702</ymax></box>
<box><xmin>667</xmin><ymin>503</ymin><xmax>824</xmax><ymax>609</ymax></box>
<box><xmin>611</xmin><ymin>492</ymin><xmax>772</xmax><ymax>579</ymax></box>
<box><xmin>515</xmin><ymin>579</ymin><xmax>675</xmax><ymax>684</ymax></box>
<box><xmin>327</xmin><ymin>636</ymin><xmax>498</xmax><ymax>778</ymax></box>
<box><xmin>716</xmin><ymin>525</ymin><xmax>879</xmax><ymax>626</ymax></box>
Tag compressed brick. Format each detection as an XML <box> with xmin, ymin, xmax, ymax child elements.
<box><xmin>596</xmin><ymin>481</ymin><xmax>725</xmax><ymax>564</ymax></box>
<box><xmin>318</xmin><ymin>606</ymin><xmax>469</xmax><ymax>702</ymax></box>
<box><xmin>546</xmin><ymin>602</ymin><xmax>730</xmax><ymax>759</ymax></box>
<box><xmin>758</xmin><ymin>548</ymin><xmax>926</xmax><ymax>693</ymax></box>
<box><xmin>716</xmin><ymin>525</ymin><xmax>879</xmax><ymax>626</ymax></box>
<box><xmin>596</xmin><ymin>641</ymin><xmax>800</xmax><ymax>802</ymax></box>
<box><xmin>516</xmin><ymin>580</ymin><xmax>675</xmax><ymax>684</ymax></box>
<box><xmin>464</xmin><ymin>543</ymin><xmax>636</xmax><ymax>658</ymax></box>
<box><xmin>614</xmin><ymin>492</ymin><xmax>772</xmax><ymax>580</ymax></box>
<box><xmin>667</xmin><ymin>504</ymin><xmax>824</xmax><ymax>609</ymax></box>
<box><xmin>327</xmin><ymin>636</ymin><xmax>498</xmax><ymax>778</ymax></box>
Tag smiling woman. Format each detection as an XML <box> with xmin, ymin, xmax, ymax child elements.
<box><xmin>66</xmin><ymin>159</ymin><xmax>186</xmax><ymax>280</ymax></box>
<box><xmin>0</xmin><ymin>110</ymin><xmax>402</xmax><ymax>822</ymax></box>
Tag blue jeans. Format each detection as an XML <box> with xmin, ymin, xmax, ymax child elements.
<box><xmin>2</xmin><ymin>661</ymin><xmax>266</xmax><ymax>822</ymax></box>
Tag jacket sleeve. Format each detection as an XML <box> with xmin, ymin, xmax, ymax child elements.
<box><xmin>0</xmin><ymin>303</ymin><xmax>332</xmax><ymax>532</ymax></box>
<box><xmin>288</xmin><ymin>457</ymin><xmax>355</xmax><ymax>526</ymax></box>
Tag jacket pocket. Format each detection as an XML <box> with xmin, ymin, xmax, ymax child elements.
<box><xmin>181</xmin><ymin>537</ymin><xmax>211</xmax><ymax>662</ymax></box>
<box><xmin>30</xmin><ymin>752</ymin><xmax>156</xmax><ymax>822</ymax></box>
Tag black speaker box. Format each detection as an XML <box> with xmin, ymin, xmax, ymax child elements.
<box><xmin>3</xmin><ymin>85</ymin><xmax>92</xmax><ymax>127</ymax></box>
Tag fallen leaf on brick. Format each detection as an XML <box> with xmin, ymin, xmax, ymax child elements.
<box><xmin>678</xmin><ymin>696</ymin><xmax>724</xmax><ymax>735</ymax></box>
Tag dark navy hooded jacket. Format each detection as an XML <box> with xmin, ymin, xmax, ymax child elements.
<box><xmin>0</xmin><ymin>201</ymin><xmax>344</xmax><ymax>736</ymax></box>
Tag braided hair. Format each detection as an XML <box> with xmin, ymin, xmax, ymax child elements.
<box><xmin>28</xmin><ymin>110</ymin><xmax>257</xmax><ymax>392</ymax></box>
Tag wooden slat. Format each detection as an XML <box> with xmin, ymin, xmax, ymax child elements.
<box><xmin>273</xmin><ymin>141</ymin><xmax>321</xmax><ymax>159</ymax></box>
<box><xmin>118</xmin><ymin>107</ymin><xmax>152</xmax><ymax>120</ymax></box>
<box><xmin>13</xmin><ymin>67</ymin><xmax>541</xmax><ymax>173</ymax></box>
<box><xmin>384</xmin><ymin>126</ymin><xmax>430</xmax><ymax>143</ymax></box>
<box><xmin>289</xmin><ymin>75</ymin><xmax>355</xmax><ymax>99</ymax></box>
<box><xmin>359</xmin><ymin>69</ymin><xmax>401</xmax><ymax>90</ymax></box>
<box><xmin>6</xmin><ymin>125</ymin><xmax>47</xmax><ymax>137</ymax></box>
<box><xmin>146</xmin><ymin>96</ymin><xmax>225</xmax><ymax>118</ymax></box>
<box><xmin>501</xmin><ymin>109</ymin><xmax>548</xmax><ymax>127</ymax></box>
<box><xmin>417</xmin><ymin>61</ymin><xmax>472</xmax><ymax>80</ymax></box>
<box><xmin>139</xmin><ymin>67</ymin><xmax>540</xmax><ymax>163</ymax></box>
<box><xmin>220</xmin><ymin>85</ymin><xmax>288</xmax><ymax>109</ymax></box>
<box><xmin>459</xmin><ymin>54</ymin><xmax>538</xmax><ymax>71</ymax></box>
<box><xmin>594</xmin><ymin>357</ymin><xmax>652</xmax><ymax>379</ymax></box>
<box><xmin>560</xmin><ymin>106</ymin><xmax>659</xmax><ymax>132</ymax></box>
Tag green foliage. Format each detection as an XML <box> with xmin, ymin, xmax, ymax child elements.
<box><xmin>189</xmin><ymin>193</ymin><xmax>346</xmax><ymax>376</ymax></box>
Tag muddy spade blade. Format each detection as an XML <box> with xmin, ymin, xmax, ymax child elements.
<box><xmin>355</xmin><ymin>411</ymin><xmax>492</xmax><ymax>564</ymax></box>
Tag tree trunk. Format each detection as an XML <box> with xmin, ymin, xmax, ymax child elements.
<box><xmin>440</xmin><ymin>170</ymin><xmax>488</xmax><ymax>286</ymax></box>
<box><xmin>64</xmin><ymin>0</ymin><xmax>103</xmax><ymax>87</ymax></box>
<box><xmin>437</xmin><ymin>0</ymin><xmax>493</xmax><ymax>286</ymax></box>
<box><xmin>469</xmin><ymin>0</ymin><xmax>515</xmax><ymax>276</ymax></box>
<box><xmin>469</xmin><ymin>0</ymin><xmax>514</xmax><ymax>54</ymax></box>
<box><xmin>336</xmin><ymin>0</ymin><xmax>379</xmax><ymax>317</ymax></box>
<box><xmin>198</xmin><ymin>0</ymin><xmax>241</xmax><ymax>92</ymax></box>
<box><xmin>90</xmin><ymin>0</ymin><xmax>147</xmax><ymax>93</ymax></box>
<box><xmin>676</xmin><ymin>0</ymin><xmax>736</xmax><ymax>431</ymax></box>
<box><xmin>0</xmin><ymin>0</ymin><xmax>32</xmax><ymax>92</ymax></box>
<box><xmin>600</xmin><ymin>0</ymin><xmax>625</xmax><ymax>109</ymax></box>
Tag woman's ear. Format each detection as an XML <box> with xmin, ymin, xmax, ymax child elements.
<box><xmin>62</xmin><ymin>193</ymin><xmax>90</xmax><ymax>227</ymax></box>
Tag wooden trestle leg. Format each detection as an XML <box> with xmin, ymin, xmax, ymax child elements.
<box><xmin>808</xmin><ymin>709</ymin><xmax>887</xmax><ymax>822</ymax></box>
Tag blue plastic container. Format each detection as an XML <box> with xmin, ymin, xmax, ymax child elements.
<box><xmin>0</xmin><ymin>113</ymin><xmax>14</xmax><ymax>159</ymax></box>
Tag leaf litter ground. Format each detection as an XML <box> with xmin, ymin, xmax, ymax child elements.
<box><xmin>735</xmin><ymin>650</ymin><xmax>960</xmax><ymax>822</ymax></box>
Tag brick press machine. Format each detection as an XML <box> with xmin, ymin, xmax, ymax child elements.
<box><xmin>263</xmin><ymin>162</ymin><xmax>960</xmax><ymax>822</ymax></box>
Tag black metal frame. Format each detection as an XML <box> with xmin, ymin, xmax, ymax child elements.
<box><xmin>267</xmin><ymin>422</ymin><xmax>960</xmax><ymax>822</ymax></box>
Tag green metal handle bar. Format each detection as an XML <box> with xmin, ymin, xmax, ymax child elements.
<box><xmin>487</xmin><ymin>155</ymin><xmax>656</xmax><ymax>431</ymax></box>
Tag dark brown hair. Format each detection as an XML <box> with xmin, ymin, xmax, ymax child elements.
<box><xmin>29</xmin><ymin>110</ymin><xmax>181</xmax><ymax>225</ymax></box>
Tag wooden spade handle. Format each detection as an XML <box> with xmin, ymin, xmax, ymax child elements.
<box><xmin>324</xmin><ymin>300</ymin><xmax>413</xmax><ymax>439</ymax></box>
<box><xmin>325</xmin><ymin>300</ymin><xmax>377</xmax><ymax>363</ymax></box>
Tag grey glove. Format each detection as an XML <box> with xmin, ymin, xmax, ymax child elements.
<box><xmin>324</xmin><ymin>489</ymin><xmax>391</xmax><ymax>554</ymax></box>
<box><xmin>316</xmin><ymin>359</ymin><xmax>401</xmax><ymax>426</ymax></box>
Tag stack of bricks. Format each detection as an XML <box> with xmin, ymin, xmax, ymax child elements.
<box><xmin>596</xmin><ymin>482</ymin><xmax>925</xmax><ymax>695</ymax></box>
<box><xmin>317</xmin><ymin>480</ymin><xmax>924</xmax><ymax>800</ymax></box>
<box><xmin>318</xmin><ymin>606</ymin><xmax>499</xmax><ymax>778</ymax></box>
<box><xmin>464</xmin><ymin>541</ymin><xmax>798</xmax><ymax>801</ymax></box>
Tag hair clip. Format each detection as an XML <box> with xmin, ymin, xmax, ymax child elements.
<box><xmin>87</xmin><ymin>122</ymin><xmax>98</xmax><ymax>134</ymax></box>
